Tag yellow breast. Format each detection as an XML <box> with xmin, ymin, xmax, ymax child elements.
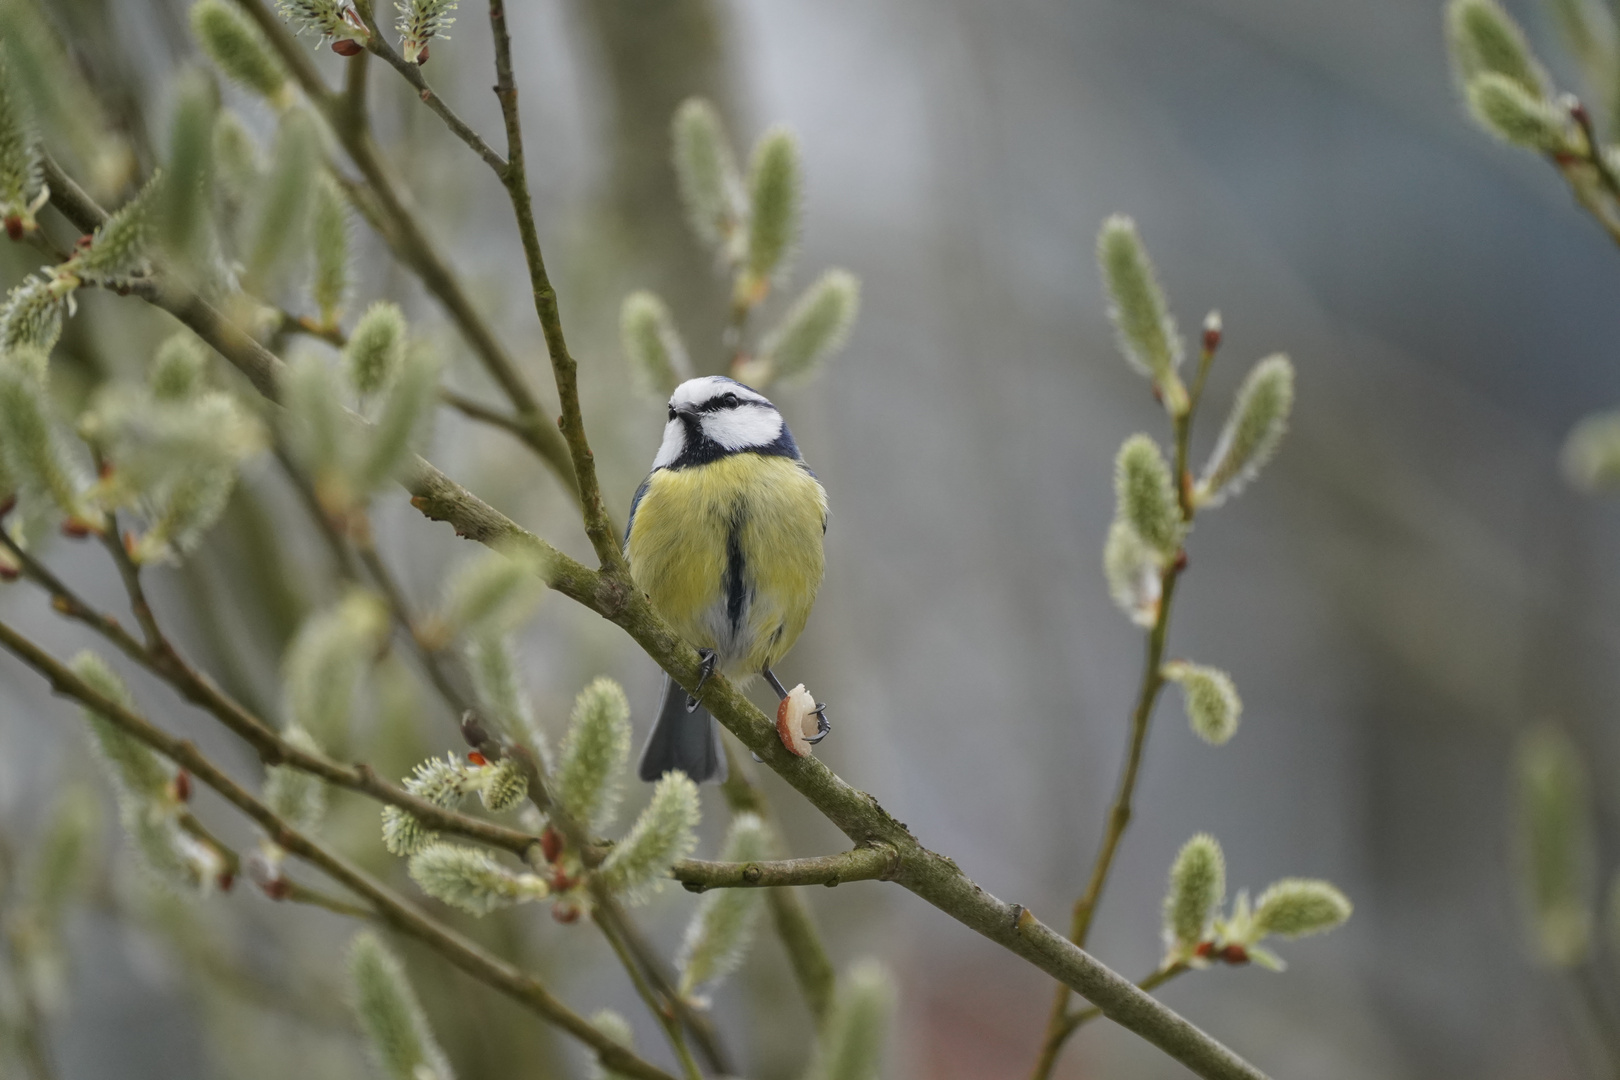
<box><xmin>626</xmin><ymin>454</ymin><xmax>827</xmax><ymax>675</ymax></box>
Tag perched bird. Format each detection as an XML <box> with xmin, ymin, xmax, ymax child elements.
<box><xmin>626</xmin><ymin>376</ymin><xmax>829</xmax><ymax>783</ymax></box>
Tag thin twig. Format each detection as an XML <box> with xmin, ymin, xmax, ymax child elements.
<box><xmin>595</xmin><ymin>910</ymin><xmax>705</xmax><ymax>1080</ymax></box>
<box><xmin>0</xmin><ymin>622</ymin><xmax>678</xmax><ymax>1080</ymax></box>
<box><xmin>1029</xmin><ymin>336</ymin><xmax>1221</xmax><ymax>1080</ymax></box>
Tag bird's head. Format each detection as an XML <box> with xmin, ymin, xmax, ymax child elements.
<box><xmin>653</xmin><ymin>376</ymin><xmax>795</xmax><ymax>469</ymax></box>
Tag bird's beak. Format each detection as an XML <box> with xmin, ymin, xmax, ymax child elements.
<box><xmin>672</xmin><ymin>405</ymin><xmax>700</xmax><ymax>419</ymax></box>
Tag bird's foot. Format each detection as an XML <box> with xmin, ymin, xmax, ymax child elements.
<box><xmin>685</xmin><ymin>649</ymin><xmax>717</xmax><ymax>712</ymax></box>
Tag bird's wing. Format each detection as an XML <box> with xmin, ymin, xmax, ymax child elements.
<box><xmin>624</xmin><ymin>474</ymin><xmax>652</xmax><ymax>549</ymax></box>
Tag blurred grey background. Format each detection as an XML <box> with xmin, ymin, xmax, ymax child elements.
<box><xmin>4</xmin><ymin>0</ymin><xmax>1620</xmax><ymax>1077</ymax></box>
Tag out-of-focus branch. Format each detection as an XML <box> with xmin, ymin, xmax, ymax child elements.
<box><xmin>0</xmin><ymin>622</ymin><xmax>677</xmax><ymax>1080</ymax></box>
<box><xmin>224</xmin><ymin>0</ymin><xmax>581</xmax><ymax>504</ymax></box>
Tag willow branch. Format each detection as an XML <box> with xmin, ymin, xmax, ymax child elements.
<box><xmin>41</xmin><ymin>154</ymin><xmax>1268</xmax><ymax>1080</ymax></box>
<box><xmin>1029</xmin><ymin>338</ymin><xmax>1221</xmax><ymax>1080</ymax></box>
<box><xmin>0</xmin><ymin>525</ymin><xmax>541</xmax><ymax>860</ymax></box>
<box><xmin>674</xmin><ymin>843</ymin><xmax>899</xmax><ymax>891</ymax></box>
<box><xmin>225</xmin><ymin>0</ymin><xmax>580</xmax><ymax>504</ymax></box>
<box><xmin>0</xmin><ymin>622</ymin><xmax>676</xmax><ymax>1080</ymax></box>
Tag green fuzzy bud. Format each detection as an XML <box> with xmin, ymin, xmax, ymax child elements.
<box><xmin>475</xmin><ymin>758</ymin><xmax>528</xmax><ymax>812</ymax></box>
<box><xmin>672</xmin><ymin>98</ymin><xmax>744</xmax><ymax>252</ymax></box>
<box><xmin>127</xmin><ymin>810</ymin><xmax>225</xmax><ymax>894</ymax></box>
<box><xmin>348</xmin><ymin>932</ymin><xmax>454</xmax><ymax>1080</ymax></box>
<box><xmin>155</xmin><ymin>69</ymin><xmax>219</xmax><ymax>277</ymax></box>
<box><xmin>132</xmin><ymin>463</ymin><xmax>239</xmax><ymax>564</ymax></box>
<box><xmin>1516</xmin><ymin>725</ymin><xmax>1595</xmax><ymax>966</ymax></box>
<box><xmin>311</xmin><ymin>174</ymin><xmax>349</xmax><ymax>329</ymax></box>
<box><xmin>804</xmin><ymin>961</ymin><xmax>896</xmax><ymax>1080</ymax></box>
<box><xmin>263</xmin><ymin>726</ymin><xmax>327</xmax><ymax>834</ymax></box>
<box><xmin>678</xmin><ymin>813</ymin><xmax>771</xmax><ymax>994</ymax></box>
<box><xmin>620</xmin><ymin>291</ymin><xmax>690</xmax><ymax>400</ymax></box>
<box><xmin>408</xmin><ymin>842</ymin><xmax>548</xmax><ymax>916</ymax></box>
<box><xmin>1252</xmin><ymin>878</ymin><xmax>1352</xmax><ymax>940</ymax></box>
<box><xmin>247</xmin><ymin>107</ymin><xmax>320</xmax><ymax>290</ymax></box>
<box><xmin>600</xmin><ymin>770</ymin><xmax>699</xmax><ymax>904</ymax></box>
<box><xmin>465</xmin><ymin>633</ymin><xmax>543</xmax><ymax>750</ymax></box>
<box><xmin>193</xmin><ymin>0</ymin><xmax>289</xmax><ymax>104</ymax></box>
<box><xmin>0</xmin><ymin>57</ymin><xmax>42</xmax><ymax>234</ymax></box>
<box><xmin>1162</xmin><ymin>661</ymin><xmax>1241</xmax><ymax>746</ymax></box>
<box><xmin>0</xmin><ymin>0</ymin><xmax>130</xmax><ymax>199</ymax></box>
<box><xmin>150</xmin><ymin>334</ymin><xmax>209</xmax><ymax>401</ymax></box>
<box><xmin>1195</xmin><ymin>355</ymin><xmax>1294</xmax><ymax>507</ymax></box>
<box><xmin>396</xmin><ymin>0</ymin><xmax>459</xmax><ymax>65</ymax></box>
<box><xmin>1563</xmin><ymin>410</ymin><xmax>1620</xmax><ymax>491</ymax></box>
<box><xmin>756</xmin><ymin>268</ymin><xmax>860</xmax><ymax>386</ymax></box>
<box><xmin>435</xmin><ymin>542</ymin><xmax>547</xmax><ymax>641</ymax></box>
<box><xmin>1098</xmin><ymin>215</ymin><xmax>1185</xmax><ymax>409</ymax></box>
<box><xmin>72</xmin><ymin>174</ymin><xmax>158</xmax><ymax>284</ymax></box>
<box><xmin>28</xmin><ymin>786</ymin><xmax>100</xmax><ymax>928</ymax></box>
<box><xmin>355</xmin><ymin>342</ymin><xmax>440</xmax><ymax>493</ymax></box>
<box><xmin>0</xmin><ymin>274</ymin><xmax>71</xmax><ymax>355</ymax></box>
<box><xmin>555</xmin><ymin>677</ymin><xmax>632</xmax><ymax>834</ymax></box>
<box><xmin>1466</xmin><ymin>74</ymin><xmax>1571</xmax><ymax>150</ymax></box>
<box><xmin>281</xmin><ymin>590</ymin><xmax>389</xmax><ymax>746</ymax></box>
<box><xmin>0</xmin><ymin>364</ymin><xmax>93</xmax><ymax>523</ymax></box>
<box><xmin>745</xmin><ymin>127</ymin><xmax>802</xmax><ymax>287</ymax></box>
<box><xmin>346</xmin><ymin>301</ymin><xmax>407</xmax><ymax>397</ymax></box>
<box><xmin>1103</xmin><ymin>517</ymin><xmax>1162</xmax><ymax>628</ymax></box>
<box><xmin>1446</xmin><ymin>0</ymin><xmax>1547</xmax><ymax>98</ymax></box>
<box><xmin>213</xmin><ymin>109</ymin><xmax>261</xmax><ymax>213</ymax></box>
<box><xmin>281</xmin><ymin>350</ymin><xmax>350</xmax><ymax>500</ymax></box>
<box><xmin>382</xmin><ymin>754</ymin><xmax>476</xmax><ymax>856</ymax></box>
<box><xmin>72</xmin><ymin>652</ymin><xmax>173</xmax><ymax>802</ymax></box>
<box><xmin>1114</xmin><ymin>434</ymin><xmax>1184</xmax><ymax>558</ymax></box>
<box><xmin>587</xmin><ymin>1010</ymin><xmax>636</xmax><ymax>1080</ymax></box>
<box><xmin>277</xmin><ymin>0</ymin><xmax>366</xmax><ymax>44</ymax></box>
<box><xmin>1163</xmin><ymin>833</ymin><xmax>1225</xmax><ymax>957</ymax></box>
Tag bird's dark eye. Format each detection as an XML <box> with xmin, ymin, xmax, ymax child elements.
<box><xmin>720</xmin><ymin>393</ymin><xmax>738</xmax><ymax>407</ymax></box>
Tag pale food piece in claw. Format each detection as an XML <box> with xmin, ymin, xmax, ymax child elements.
<box><xmin>776</xmin><ymin>684</ymin><xmax>818</xmax><ymax>757</ymax></box>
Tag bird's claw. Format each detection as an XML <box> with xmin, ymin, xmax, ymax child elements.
<box><xmin>805</xmin><ymin>704</ymin><xmax>830</xmax><ymax>744</ymax></box>
<box><xmin>685</xmin><ymin>649</ymin><xmax>717</xmax><ymax>712</ymax></box>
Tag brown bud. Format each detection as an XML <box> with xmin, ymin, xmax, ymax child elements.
<box><xmin>4</xmin><ymin>216</ymin><xmax>22</xmax><ymax>241</ymax></box>
<box><xmin>331</xmin><ymin>38</ymin><xmax>363</xmax><ymax>56</ymax></box>
<box><xmin>540</xmin><ymin>826</ymin><xmax>563</xmax><ymax>864</ymax></box>
<box><xmin>551</xmin><ymin>901</ymin><xmax>580</xmax><ymax>924</ymax></box>
<box><xmin>1219</xmin><ymin>944</ymin><xmax>1249</xmax><ymax>965</ymax></box>
<box><xmin>61</xmin><ymin>519</ymin><xmax>92</xmax><ymax>539</ymax></box>
<box><xmin>173</xmin><ymin>770</ymin><xmax>192</xmax><ymax>803</ymax></box>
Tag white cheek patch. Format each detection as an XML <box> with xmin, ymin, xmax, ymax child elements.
<box><xmin>701</xmin><ymin>405</ymin><xmax>784</xmax><ymax>451</ymax></box>
<box><xmin>651</xmin><ymin>419</ymin><xmax>687</xmax><ymax>469</ymax></box>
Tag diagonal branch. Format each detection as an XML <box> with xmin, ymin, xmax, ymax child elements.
<box><xmin>0</xmin><ymin>620</ymin><xmax>677</xmax><ymax>1080</ymax></box>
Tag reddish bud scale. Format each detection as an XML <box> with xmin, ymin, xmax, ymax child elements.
<box><xmin>0</xmin><ymin>495</ymin><xmax>16</xmax><ymax>518</ymax></box>
<box><xmin>0</xmin><ymin>563</ymin><xmax>19</xmax><ymax>583</ymax></box>
<box><xmin>551</xmin><ymin>902</ymin><xmax>580</xmax><ymax>924</ymax></box>
<box><xmin>1171</xmin><ymin>549</ymin><xmax>1189</xmax><ymax>572</ymax></box>
<box><xmin>173</xmin><ymin>770</ymin><xmax>192</xmax><ymax>802</ymax></box>
<box><xmin>1219</xmin><ymin>944</ymin><xmax>1249</xmax><ymax>965</ymax></box>
<box><xmin>1193</xmin><ymin>941</ymin><xmax>1216</xmax><ymax>959</ymax></box>
<box><xmin>122</xmin><ymin>531</ymin><xmax>138</xmax><ymax>556</ymax></box>
<box><xmin>466</xmin><ymin>751</ymin><xmax>488</xmax><ymax>766</ymax></box>
<box><xmin>332</xmin><ymin>38</ymin><xmax>363</xmax><ymax>56</ymax></box>
<box><xmin>262</xmin><ymin>877</ymin><xmax>291</xmax><ymax>901</ymax></box>
<box><xmin>4</xmin><ymin>216</ymin><xmax>22</xmax><ymax>241</ymax></box>
<box><xmin>540</xmin><ymin>826</ymin><xmax>563</xmax><ymax>863</ymax></box>
<box><xmin>551</xmin><ymin>869</ymin><xmax>576</xmax><ymax>892</ymax></box>
<box><xmin>1202</xmin><ymin>326</ymin><xmax>1222</xmax><ymax>353</ymax></box>
<box><xmin>217</xmin><ymin>871</ymin><xmax>235</xmax><ymax>892</ymax></box>
<box><xmin>75</xmin><ymin>235</ymin><xmax>93</xmax><ymax>251</ymax></box>
<box><xmin>61</xmin><ymin>520</ymin><xmax>92</xmax><ymax>539</ymax></box>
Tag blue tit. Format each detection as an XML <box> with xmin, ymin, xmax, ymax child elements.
<box><xmin>626</xmin><ymin>375</ymin><xmax>829</xmax><ymax>783</ymax></box>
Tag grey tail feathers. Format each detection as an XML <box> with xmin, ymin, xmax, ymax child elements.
<box><xmin>637</xmin><ymin>674</ymin><xmax>728</xmax><ymax>784</ymax></box>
